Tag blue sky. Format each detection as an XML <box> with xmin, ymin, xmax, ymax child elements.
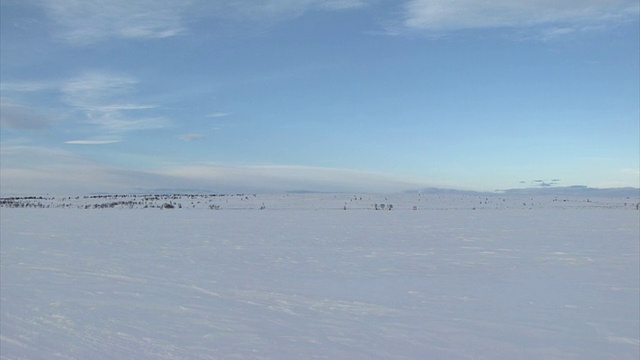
<box><xmin>1</xmin><ymin>0</ymin><xmax>639</xmax><ymax>195</ymax></box>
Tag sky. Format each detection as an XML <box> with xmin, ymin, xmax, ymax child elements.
<box><xmin>1</xmin><ymin>0</ymin><xmax>639</xmax><ymax>195</ymax></box>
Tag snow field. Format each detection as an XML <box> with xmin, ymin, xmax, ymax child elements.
<box><xmin>1</xmin><ymin>198</ymin><xmax>639</xmax><ymax>359</ymax></box>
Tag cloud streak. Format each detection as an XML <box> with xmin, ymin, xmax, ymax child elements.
<box><xmin>60</xmin><ymin>71</ymin><xmax>168</xmax><ymax>133</ymax></box>
<box><xmin>0</xmin><ymin>146</ymin><xmax>131</xmax><ymax>195</ymax></box>
<box><xmin>64</xmin><ymin>140</ymin><xmax>122</xmax><ymax>145</ymax></box>
<box><xmin>0</xmin><ymin>81</ymin><xmax>58</xmax><ymax>93</ymax></box>
<box><xmin>206</xmin><ymin>0</ymin><xmax>369</xmax><ymax>21</ymax></box>
<box><xmin>207</xmin><ymin>112</ymin><xmax>232</xmax><ymax>119</ymax></box>
<box><xmin>3</xmin><ymin>71</ymin><xmax>169</xmax><ymax>136</ymax></box>
<box><xmin>0</xmin><ymin>145</ymin><xmax>428</xmax><ymax>195</ymax></box>
<box><xmin>40</xmin><ymin>0</ymin><xmax>191</xmax><ymax>45</ymax></box>
<box><xmin>36</xmin><ymin>0</ymin><xmax>371</xmax><ymax>45</ymax></box>
<box><xmin>179</xmin><ymin>134</ymin><xmax>206</xmax><ymax>142</ymax></box>
<box><xmin>402</xmin><ymin>0</ymin><xmax>639</xmax><ymax>34</ymax></box>
<box><xmin>25</xmin><ymin>0</ymin><xmax>640</xmax><ymax>45</ymax></box>
<box><xmin>61</xmin><ymin>71</ymin><xmax>140</xmax><ymax>109</ymax></box>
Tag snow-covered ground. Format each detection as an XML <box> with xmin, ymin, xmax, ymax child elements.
<box><xmin>1</xmin><ymin>194</ymin><xmax>639</xmax><ymax>359</ymax></box>
<box><xmin>2</xmin><ymin>192</ymin><xmax>638</xmax><ymax>211</ymax></box>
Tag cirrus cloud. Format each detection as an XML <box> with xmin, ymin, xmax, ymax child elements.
<box><xmin>40</xmin><ymin>0</ymin><xmax>191</xmax><ymax>45</ymax></box>
<box><xmin>36</xmin><ymin>0</ymin><xmax>372</xmax><ymax>45</ymax></box>
<box><xmin>179</xmin><ymin>133</ymin><xmax>206</xmax><ymax>142</ymax></box>
<box><xmin>60</xmin><ymin>71</ymin><xmax>168</xmax><ymax>133</ymax></box>
<box><xmin>64</xmin><ymin>139</ymin><xmax>122</xmax><ymax>145</ymax></box>
<box><xmin>402</xmin><ymin>0</ymin><xmax>639</xmax><ymax>35</ymax></box>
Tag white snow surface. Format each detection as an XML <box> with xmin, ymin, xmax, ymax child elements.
<box><xmin>1</xmin><ymin>194</ymin><xmax>639</xmax><ymax>359</ymax></box>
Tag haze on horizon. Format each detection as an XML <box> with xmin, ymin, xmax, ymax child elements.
<box><xmin>1</xmin><ymin>0</ymin><xmax>639</xmax><ymax>195</ymax></box>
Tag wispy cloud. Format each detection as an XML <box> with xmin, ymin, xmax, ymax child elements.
<box><xmin>179</xmin><ymin>133</ymin><xmax>206</xmax><ymax>142</ymax></box>
<box><xmin>0</xmin><ymin>81</ymin><xmax>58</xmax><ymax>93</ymax></box>
<box><xmin>37</xmin><ymin>0</ymin><xmax>371</xmax><ymax>45</ymax></box>
<box><xmin>1</xmin><ymin>71</ymin><xmax>166</xmax><ymax>135</ymax></box>
<box><xmin>40</xmin><ymin>0</ymin><xmax>191</xmax><ymax>45</ymax></box>
<box><xmin>211</xmin><ymin>0</ymin><xmax>369</xmax><ymax>21</ymax></box>
<box><xmin>402</xmin><ymin>0</ymin><xmax>639</xmax><ymax>36</ymax></box>
<box><xmin>0</xmin><ymin>70</ymin><xmax>170</xmax><ymax>138</ymax></box>
<box><xmin>60</xmin><ymin>71</ymin><xmax>167</xmax><ymax>133</ymax></box>
<box><xmin>319</xmin><ymin>0</ymin><xmax>368</xmax><ymax>10</ymax></box>
<box><xmin>0</xmin><ymin>145</ymin><xmax>128</xmax><ymax>195</ymax></box>
<box><xmin>0</xmin><ymin>101</ymin><xmax>52</xmax><ymax>130</ymax></box>
<box><xmin>1</xmin><ymin>82</ymin><xmax>61</xmax><ymax>131</ymax></box>
<box><xmin>85</xmin><ymin>114</ymin><xmax>168</xmax><ymax>133</ymax></box>
<box><xmin>207</xmin><ymin>112</ymin><xmax>232</xmax><ymax>119</ymax></box>
<box><xmin>27</xmin><ymin>0</ymin><xmax>640</xmax><ymax>45</ymax></box>
<box><xmin>61</xmin><ymin>71</ymin><xmax>140</xmax><ymax>109</ymax></box>
<box><xmin>1</xmin><ymin>145</ymin><xmax>428</xmax><ymax>195</ymax></box>
<box><xmin>64</xmin><ymin>140</ymin><xmax>122</xmax><ymax>145</ymax></box>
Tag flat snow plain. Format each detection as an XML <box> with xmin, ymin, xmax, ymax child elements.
<box><xmin>1</xmin><ymin>194</ymin><xmax>639</xmax><ymax>359</ymax></box>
